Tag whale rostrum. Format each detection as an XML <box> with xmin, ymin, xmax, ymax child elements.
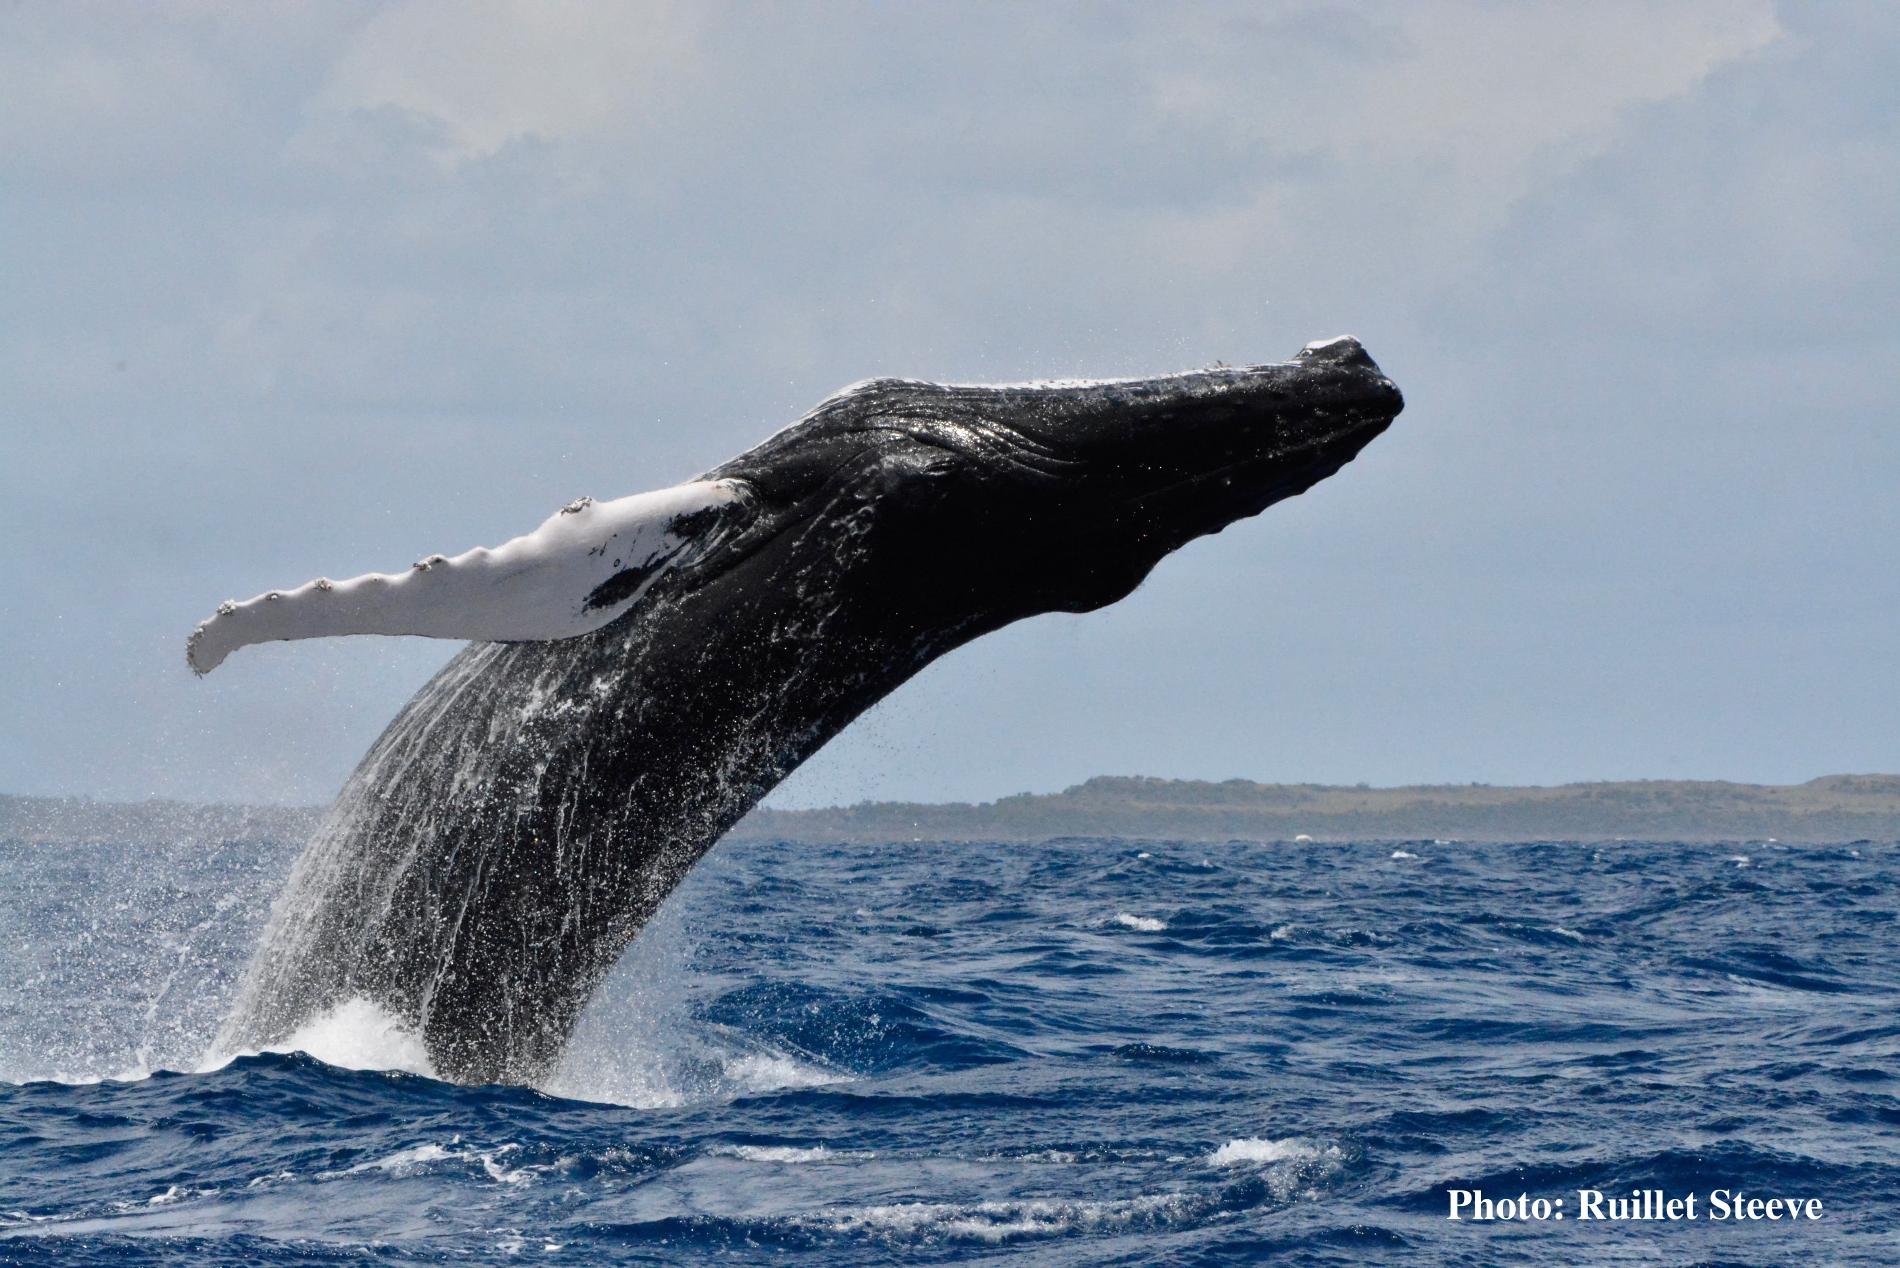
<box><xmin>204</xmin><ymin>337</ymin><xmax>1404</xmax><ymax>1084</ymax></box>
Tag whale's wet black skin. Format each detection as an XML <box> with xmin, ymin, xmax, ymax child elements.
<box><xmin>220</xmin><ymin>338</ymin><xmax>1403</xmax><ymax>1083</ymax></box>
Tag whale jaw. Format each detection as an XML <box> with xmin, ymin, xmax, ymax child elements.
<box><xmin>707</xmin><ymin>334</ymin><xmax>1403</xmax><ymax>623</ymax></box>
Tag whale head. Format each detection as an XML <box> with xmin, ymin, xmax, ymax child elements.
<box><xmin>696</xmin><ymin>336</ymin><xmax>1403</xmax><ymax>646</ymax></box>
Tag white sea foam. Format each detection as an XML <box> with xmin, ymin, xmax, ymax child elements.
<box><xmin>336</xmin><ymin>1141</ymin><xmax>535</xmax><ymax>1184</ymax></box>
<box><xmin>342</xmin><ymin>1142</ymin><xmax>456</xmax><ymax>1174</ymax></box>
<box><xmin>995</xmin><ymin>1148</ymin><xmax>1081</xmax><ymax>1164</ymax></box>
<box><xmin>0</xmin><ymin>1210</ymin><xmax>59</xmax><ymax>1229</ymax></box>
<box><xmin>196</xmin><ymin>997</ymin><xmax>436</xmax><ymax>1079</ymax></box>
<box><xmin>19</xmin><ymin>996</ymin><xmax>434</xmax><ymax>1087</ymax></box>
<box><xmin>1113</xmin><ymin>912</ymin><xmax>1166</xmax><ymax>933</ymax></box>
<box><xmin>273</xmin><ymin>998</ymin><xmax>436</xmax><ymax>1075</ymax></box>
<box><xmin>109</xmin><ymin>1185</ymin><xmax>219</xmax><ymax>1214</ymax></box>
<box><xmin>716</xmin><ymin>1144</ymin><xmax>837</xmax><ymax>1163</ymax></box>
<box><xmin>724</xmin><ymin>1052</ymin><xmax>838</xmax><ymax>1091</ymax></box>
<box><xmin>1206</xmin><ymin>1136</ymin><xmax>1348</xmax><ymax>1202</ymax></box>
<box><xmin>793</xmin><ymin>1192</ymin><xmax>1203</xmax><ymax>1244</ymax></box>
<box><xmin>1208</xmin><ymin>1136</ymin><xmax>1315</xmax><ymax>1166</ymax></box>
<box><xmin>491</xmin><ymin>1231</ymin><xmax>562</xmax><ymax>1253</ymax></box>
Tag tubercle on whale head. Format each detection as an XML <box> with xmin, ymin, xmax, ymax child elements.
<box><xmin>696</xmin><ymin>336</ymin><xmax>1402</xmax><ymax>626</ymax></box>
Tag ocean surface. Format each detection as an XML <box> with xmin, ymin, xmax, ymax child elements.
<box><xmin>1</xmin><ymin>832</ymin><xmax>1895</xmax><ymax>1265</ymax></box>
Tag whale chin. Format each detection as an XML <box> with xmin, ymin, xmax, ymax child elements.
<box><xmin>209</xmin><ymin>337</ymin><xmax>1403</xmax><ymax>1084</ymax></box>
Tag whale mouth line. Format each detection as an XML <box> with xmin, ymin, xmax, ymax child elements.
<box><xmin>865</xmin><ymin>402</ymin><xmax>1395</xmax><ymax>502</ymax></box>
<box><xmin>1128</xmin><ymin>412</ymin><xmax>1395</xmax><ymax>510</ymax></box>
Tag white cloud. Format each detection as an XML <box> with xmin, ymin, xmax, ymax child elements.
<box><xmin>316</xmin><ymin>0</ymin><xmax>703</xmax><ymax>162</ymax></box>
<box><xmin>1110</xmin><ymin>1</ymin><xmax>1785</xmax><ymax>280</ymax></box>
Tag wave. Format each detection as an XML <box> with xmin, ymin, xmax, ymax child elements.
<box><xmin>6</xmin><ymin>836</ymin><xmax>1897</xmax><ymax>1264</ymax></box>
<box><xmin>789</xmin><ymin>1192</ymin><xmax>1210</xmax><ymax>1244</ymax></box>
<box><xmin>712</xmin><ymin>1144</ymin><xmax>842</xmax><ymax>1163</ymax></box>
<box><xmin>224</xmin><ymin>997</ymin><xmax>436</xmax><ymax>1077</ymax></box>
<box><xmin>327</xmin><ymin>1141</ymin><xmax>537</xmax><ymax>1184</ymax></box>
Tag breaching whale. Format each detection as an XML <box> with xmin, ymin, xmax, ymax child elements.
<box><xmin>200</xmin><ymin>336</ymin><xmax>1403</xmax><ymax>1084</ymax></box>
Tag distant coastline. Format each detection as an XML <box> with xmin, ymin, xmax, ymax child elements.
<box><xmin>8</xmin><ymin>775</ymin><xmax>1899</xmax><ymax>846</ymax></box>
<box><xmin>730</xmin><ymin>775</ymin><xmax>1900</xmax><ymax>845</ymax></box>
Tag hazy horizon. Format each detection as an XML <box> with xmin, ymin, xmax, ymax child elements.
<box><xmin>4</xmin><ymin>3</ymin><xmax>1895</xmax><ymax>809</ymax></box>
<box><xmin>9</xmin><ymin>771</ymin><xmax>1900</xmax><ymax>814</ymax></box>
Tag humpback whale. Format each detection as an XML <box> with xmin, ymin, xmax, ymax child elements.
<box><xmin>201</xmin><ymin>336</ymin><xmax>1403</xmax><ymax>1084</ymax></box>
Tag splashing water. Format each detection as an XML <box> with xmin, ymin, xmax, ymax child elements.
<box><xmin>0</xmin><ymin>820</ymin><xmax>829</xmax><ymax>1105</ymax></box>
<box><xmin>228</xmin><ymin>997</ymin><xmax>437</xmax><ymax>1078</ymax></box>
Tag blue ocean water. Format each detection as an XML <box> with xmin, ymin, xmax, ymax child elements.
<box><xmin>1</xmin><ymin>833</ymin><xmax>1895</xmax><ymax>1264</ymax></box>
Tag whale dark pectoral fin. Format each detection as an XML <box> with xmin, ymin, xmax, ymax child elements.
<box><xmin>186</xmin><ymin>479</ymin><xmax>752</xmax><ymax>676</ymax></box>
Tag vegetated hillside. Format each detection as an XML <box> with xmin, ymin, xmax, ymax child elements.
<box><xmin>732</xmin><ymin>774</ymin><xmax>1900</xmax><ymax>844</ymax></box>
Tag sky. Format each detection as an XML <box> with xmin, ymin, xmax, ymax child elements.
<box><xmin>2</xmin><ymin>1</ymin><xmax>1895</xmax><ymax>809</ymax></box>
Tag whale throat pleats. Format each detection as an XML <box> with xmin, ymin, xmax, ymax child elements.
<box><xmin>186</xmin><ymin>479</ymin><xmax>751</xmax><ymax>675</ymax></box>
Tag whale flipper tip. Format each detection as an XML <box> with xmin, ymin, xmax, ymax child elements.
<box><xmin>186</xmin><ymin>622</ymin><xmax>218</xmax><ymax>677</ymax></box>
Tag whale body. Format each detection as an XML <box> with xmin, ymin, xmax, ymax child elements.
<box><xmin>206</xmin><ymin>337</ymin><xmax>1404</xmax><ymax>1084</ymax></box>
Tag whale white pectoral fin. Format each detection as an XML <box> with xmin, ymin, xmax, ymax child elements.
<box><xmin>186</xmin><ymin>479</ymin><xmax>751</xmax><ymax>676</ymax></box>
